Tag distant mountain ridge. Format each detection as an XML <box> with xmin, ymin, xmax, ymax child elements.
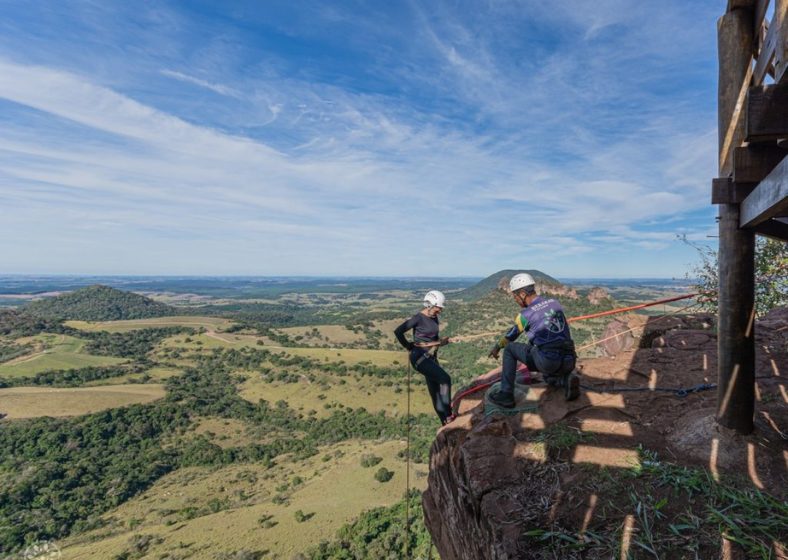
<box><xmin>25</xmin><ymin>285</ymin><xmax>176</xmax><ymax>321</ymax></box>
<box><xmin>457</xmin><ymin>269</ymin><xmax>561</xmax><ymax>301</ymax></box>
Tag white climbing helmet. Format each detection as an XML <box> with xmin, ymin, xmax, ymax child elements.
<box><xmin>423</xmin><ymin>290</ymin><xmax>446</xmax><ymax>309</ymax></box>
<box><xmin>509</xmin><ymin>273</ymin><xmax>536</xmax><ymax>293</ymax></box>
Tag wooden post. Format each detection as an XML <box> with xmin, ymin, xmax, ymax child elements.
<box><xmin>717</xmin><ymin>8</ymin><xmax>756</xmax><ymax>434</ymax></box>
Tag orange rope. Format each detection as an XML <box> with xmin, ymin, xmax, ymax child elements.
<box><xmin>575</xmin><ymin>301</ymin><xmax>703</xmax><ymax>352</ymax></box>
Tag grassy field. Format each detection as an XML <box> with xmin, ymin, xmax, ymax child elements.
<box><xmin>60</xmin><ymin>440</ymin><xmax>427</xmax><ymax>560</ymax></box>
<box><xmin>159</xmin><ymin>333</ymin><xmax>403</xmax><ymax>366</ymax></box>
<box><xmin>0</xmin><ymin>334</ymin><xmax>128</xmax><ymax>378</ymax></box>
<box><xmin>240</xmin><ymin>372</ymin><xmax>434</xmax><ymax>418</ymax></box>
<box><xmin>276</xmin><ymin>318</ymin><xmax>404</xmax><ymax>348</ymax></box>
<box><xmin>66</xmin><ymin>316</ymin><xmax>235</xmax><ymax>333</ymax></box>
<box><xmin>0</xmin><ymin>384</ymin><xmax>166</xmax><ymax>418</ymax></box>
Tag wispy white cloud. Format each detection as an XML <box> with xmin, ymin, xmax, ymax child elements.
<box><xmin>0</xmin><ymin>0</ymin><xmax>720</xmax><ymax>277</ymax></box>
<box><xmin>161</xmin><ymin>69</ymin><xmax>241</xmax><ymax>98</ymax></box>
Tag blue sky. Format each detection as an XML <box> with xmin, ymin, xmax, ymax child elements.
<box><xmin>0</xmin><ymin>0</ymin><xmax>723</xmax><ymax>278</ymax></box>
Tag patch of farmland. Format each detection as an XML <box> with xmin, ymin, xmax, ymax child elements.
<box><xmin>0</xmin><ymin>384</ymin><xmax>166</xmax><ymax>418</ymax></box>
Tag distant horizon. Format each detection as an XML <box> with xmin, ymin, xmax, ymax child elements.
<box><xmin>0</xmin><ymin>273</ymin><xmax>692</xmax><ymax>281</ymax></box>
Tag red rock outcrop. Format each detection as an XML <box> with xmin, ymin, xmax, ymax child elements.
<box><xmin>585</xmin><ymin>287</ymin><xmax>610</xmax><ymax>305</ymax></box>
<box><xmin>422</xmin><ymin>310</ymin><xmax>788</xmax><ymax>560</ymax></box>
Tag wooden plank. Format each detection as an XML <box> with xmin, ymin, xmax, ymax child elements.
<box><xmin>752</xmin><ymin>15</ymin><xmax>776</xmax><ymax>85</ymax></box>
<box><xmin>733</xmin><ymin>144</ymin><xmax>787</xmax><ymax>182</ymax></box>
<box><xmin>754</xmin><ymin>0</ymin><xmax>771</xmax><ymax>33</ymax></box>
<box><xmin>776</xmin><ymin>0</ymin><xmax>788</xmax><ymax>83</ymax></box>
<box><xmin>754</xmin><ymin>217</ymin><xmax>788</xmax><ymax>240</ymax></box>
<box><xmin>746</xmin><ymin>82</ymin><xmax>788</xmax><ymax>142</ymax></box>
<box><xmin>740</xmin><ymin>155</ymin><xmax>788</xmax><ymax>226</ymax></box>
<box><xmin>712</xmin><ymin>177</ymin><xmax>757</xmax><ymax>204</ymax></box>
<box><xmin>719</xmin><ymin>9</ymin><xmax>755</xmax><ymax>175</ymax></box>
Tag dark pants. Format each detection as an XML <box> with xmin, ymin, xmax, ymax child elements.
<box><xmin>500</xmin><ymin>342</ymin><xmax>575</xmax><ymax>397</ymax></box>
<box><xmin>410</xmin><ymin>352</ymin><xmax>452</xmax><ymax>422</ymax></box>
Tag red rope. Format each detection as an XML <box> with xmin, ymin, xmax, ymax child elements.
<box><xmin>448</xmin><ymin>292</ymin><xmax>701</xmax><ymax>412</ymax></box>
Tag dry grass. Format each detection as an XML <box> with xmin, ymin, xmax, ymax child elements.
<box><xmin>159</xmin><ymin>333</ymin><xmax>402</xmax><ymax>366</ymax></box>
<box><xmin>0</xmin><ymin>384</ymin><xmax>166</xmax><ymax>419</ymax></box>
<box><xmin>60</xmin><ymin>440</ymin><xmax>427</xmax><ymax>560</ymax></box>
<box><xmin>66</xmin><ymin>316</ymin><xmax>234</xmax><ymax>333</ymax></box>
<box><xmin>239</xmin><ymin>372</ymin><xmax>435</xmax><ymax>418</ymax></box>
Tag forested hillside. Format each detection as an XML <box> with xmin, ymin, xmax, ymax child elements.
<box><xmin>457</xmin><ymin>269</ymin><xmax>560</xmax><ymax>301</ymax></box>
<box><xmin>25</xmin><ymin>285</ymin><xmax>176</xmax><ymax>321</ymax></box>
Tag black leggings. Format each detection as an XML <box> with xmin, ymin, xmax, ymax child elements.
<box><xmin>411</xmin><ymin>354</ymin><xmax>452</xmax><ymax>423</ymax></box>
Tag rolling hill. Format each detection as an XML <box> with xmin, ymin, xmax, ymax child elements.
<box><xmin>25</xmin><ymin>285</ymin><xmax>176</xmax><ymax>321</ymax></box>
<box><xmin>456</xmin><ymin>269</ymin><xmax>561</xmax><ymax>301</ymax></box>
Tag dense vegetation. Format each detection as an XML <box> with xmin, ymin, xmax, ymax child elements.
<box><xmin>300</xmin><ymin>490</ymin><xmax>432</xmax><ymax>560</ymax></box>
<box><xmin>80</xmin><ymin>326</ymin><xmax>193</xmax><ymax>359</ymax></box>
<box><xmin>24</xmin><ymin>285</ymin><xmax>176</xmax><ymax>321</ymax></box>
<box><xmin>0</xmin><ymin>363</ymin><xmax>149</xmax><ymax>388</ymax></box>
<box><xmin>685</xmin><ymin>236</ymin><xmax>788</xmax><ymax>315</ymax></box>
<box><xmin>0</xmin><ymin>347</ymin><xmax>434</xmax><ymax>554</ymax></box>
<box><xmin>0</xmin><ymin>309</ymin><xmax>63</xmax><ymax>338</ymax></box>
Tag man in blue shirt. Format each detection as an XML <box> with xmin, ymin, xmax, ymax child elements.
<box><xmin>488</xmin><ymin>273</ymin><xmax>580</xmax><ymax>408</ymax></box>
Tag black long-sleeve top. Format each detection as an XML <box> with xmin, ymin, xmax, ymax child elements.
<box><xmin>393</xmin><ymin>312</ymin><xmax>440</xmax><ymax>351</ymax></box>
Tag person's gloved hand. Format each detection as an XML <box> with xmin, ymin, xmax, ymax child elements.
<box><xmin>406</xmin><ymin>342</ymin><xmax>415</xmax><ymax>351</ymax></box>
<box><xmin>488</xmin><ymin>344</ymin><xmax>500</xmax><ymax>360</ymax></box>
<box><xmin>439</xmin><ymin>337</ymin><xmax>450</xmax><ymax>347</ymax></box>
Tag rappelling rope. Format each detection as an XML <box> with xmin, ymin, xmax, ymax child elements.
<box><xmin>404</xmin><ymin>349</ymin><xmax>411</xmax><ymax>560</ymax></box>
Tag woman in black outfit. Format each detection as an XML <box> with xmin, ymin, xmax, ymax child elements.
<box><xmin>394</xmin><ymin>290</ymin><xmax>454</xmax><ymax>425</ymax></box>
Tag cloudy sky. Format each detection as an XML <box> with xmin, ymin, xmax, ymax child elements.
<box><xmin>0</xmin><ymin>0</ymin><xmax>723</xmax><ymax>277</ymax></box>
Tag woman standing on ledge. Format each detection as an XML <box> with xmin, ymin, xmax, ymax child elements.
<box><xmin>394</xmin><ymin>290</ymin><xmax>454</xmax><ymax>425</ymax></box>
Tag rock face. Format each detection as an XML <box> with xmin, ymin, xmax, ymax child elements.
<box><xmin>539</xmin><ymin>283</ymin><xmax>579</xmax><ymax>300</ymax></box>
<box><xmin>598</xmin><ymin>320</ymin><xmax>634</xmax><ymax>355</ymax></box>
<box><xmin>585</xmin><ymin>287</ymin><xmax>610</xmax><ymax>305</ymax></box>
<box><xmin>422</xmin><ymin>310</ymin><xmax>788</xmax><ymax>560</ymax></box>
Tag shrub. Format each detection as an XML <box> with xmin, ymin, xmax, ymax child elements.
<box><xmin>374</xmin><ymin>467</ymin><xmax>394</xmax><ymax>483</ymax></box>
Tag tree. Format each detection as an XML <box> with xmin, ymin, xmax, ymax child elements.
<box><xmin>683</xmin><ymin>236</ymin><xmax>788</xmax><ymax>316</ymax></box>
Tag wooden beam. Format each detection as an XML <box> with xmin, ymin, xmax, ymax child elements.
<box><xmin>712</xmin><ymin>177</ymin><xmax>757</xmax><ymax>204</ymax></box>
<box><xmin>775</xmin><ymin>0</ymin><xmax>788</xmax><ymax>83</ymax></box>
<box><xmin>728</xmin><ymin>0</ymin><xmax>756</xmax><ymax>11</ymax></box>
<box><xmin>754</xmin><ymin>217</ymin><xmax>788</xmax><ymax>240</ymax></box>
<box><xmin>753</xmin><ymin>14</ymin><xmax>777</xmax><ymax>85</ymax></box>
<box><xmin>740</xmin><ymin>156</ymin><xmax>788</xmax><ymax>226</ymax></box>
<box><xmin>718</xmin><ymin>7</ymin><xmax>757</xmax><ymax>435</ymax></box>
<box><xmin>719</xmin><ymin>9</ymin><xmax>755</xmax><ymax>175</ymax></box>
<box><xmin>732</xmin><ymin>144</ymin><xmax>787</xmax><ymax>182</ymax></box>
<box><xmin>746</xmin><ymin>82</ymin><xmax>788</xmax><ymax>142</ymax></box>
<box><xmin>754</xmin><ymin>0</ymin><xmax>771</xmax><ymax>33</ymax></box>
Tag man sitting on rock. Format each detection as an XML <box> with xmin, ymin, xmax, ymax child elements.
<box><xmin>488</xmin><ymin>273</ymin><xmax>580</xmax><ymax>407</ymax></box>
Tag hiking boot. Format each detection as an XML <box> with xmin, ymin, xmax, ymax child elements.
<box><xmin>442</xmin><ymin>414</ymin><xmax>456</xmax><ymax>426</ymax></box>
<box><xmin>564</xmin><ymin>372</ymin><xmax>581</xmax><ymax>401</ymax></box>
<box><xmin>488</xmin><ymin>390</ymin><xmax>516</xmax><ymax>409</ymax></box>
